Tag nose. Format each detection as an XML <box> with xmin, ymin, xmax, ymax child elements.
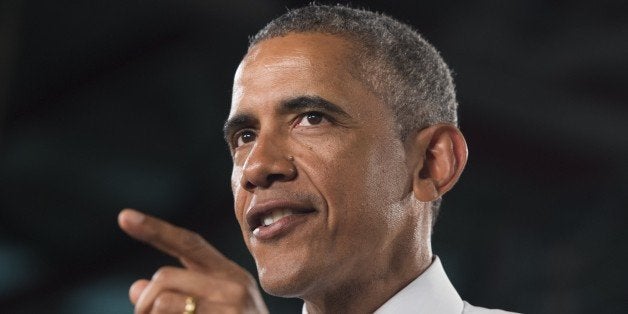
<box><xmin>240</xmin><ymin>138</ymin><xmax>297</xmax><ymax>190</ymax></box>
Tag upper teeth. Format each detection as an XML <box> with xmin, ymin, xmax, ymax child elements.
<box><xmin>262</xmin><ymin>209</ymin><xmax>294</xmax><ymax>226</ymax></box>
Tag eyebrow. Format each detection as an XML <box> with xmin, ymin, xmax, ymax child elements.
<box><xmin>223</xmin><ymin>95</ymin><xmax>350</xmax><ymax>143</ymax></box>
<box><xmin>277</xmin><ymin>95</ymin><xmax>349</xmax><ymax>117</ymax></box>
<box><xmin>223</xmin><ymin>113</ymin><xmax>256</xmax><ymax>144</ymax></box>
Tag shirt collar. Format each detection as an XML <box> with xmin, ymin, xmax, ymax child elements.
<box><xmin>374</xmin><ymin>256</ymin><xmax>464</xmax><ymax>314</ymax></box>
<box><xmin>302</xmin><ymin>256</ymin><xmax>464</xmax><ymax>314</ymax></box>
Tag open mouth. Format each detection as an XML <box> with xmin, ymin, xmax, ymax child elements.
<box><xmin>255</xmin><ymin>208</ymin><xmax>314</xmax><ymax>228</ymax></box>
<box><xmin>247</xmin><ymin>203</ymin><xmax>316</xmax><ymax>239</ymax></box>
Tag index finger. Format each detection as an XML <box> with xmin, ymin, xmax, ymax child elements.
<box><xmin>118</xmin><ymin>208</ymin><xmax>229</xmax><ymax>271</ymax></box>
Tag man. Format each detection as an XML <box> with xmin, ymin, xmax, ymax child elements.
<box><xmin>118</xmin><ymin>4</ymin><xmax>517</xmax><ymax>314</ymax></box>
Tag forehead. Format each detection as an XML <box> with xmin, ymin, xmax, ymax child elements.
<box><xmin>230</xmin><ymin>33</ymin><xmax>372</xmax><ymax>117</ymax></box>
<box><xmin>239</xmin><ymin>32</ymin><xmax>356</xmax><ymax>78</ymax></box>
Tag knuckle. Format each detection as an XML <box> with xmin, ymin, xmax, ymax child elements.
<box><xmin>180</xmin><ymin>231</ymin><xmax>205</xmax><ymax>251</ymax></box>
<box><xmin>153</xmin><ymin>293</ymin><xmax>175</xmax><ymax>311</ymax></box>
<box><xmin>223</xmin><ymin>262</ymin><xmax>255</xmax><ymax>284</ymax></box>
<box><xmin>226</xmin><ymin>282</ymin><xmax>249</xmax><ymax>302</ymax></box>
<box><xmin>220</xmin><ymin>308</ymin><xmax>239</xmax><ymax>314</ymax></box>
<box><xmin>152</xmin><ymin>266</ymin><xmax>176</xmax><ymax>282</ymax></box>
<box><xmin>129</xmin><ymin>279</ymin><xmax>148</xmax><ymax>303</ymax></box>
<box><xmin>204</xmin><ymin>303</ymin><xmax>239</xmax><ymax>314</ymax></box>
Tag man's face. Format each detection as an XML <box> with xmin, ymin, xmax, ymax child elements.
<box><xmin>226</xmin><ymin>33</ymin><xmax>415</xmax><ymax>297</ymax></box>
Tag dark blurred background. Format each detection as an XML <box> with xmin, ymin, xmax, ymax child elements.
<box><xmin>0</xmin><ymin>0</ymin><xmax>626</xmax><ymax>313</ymax></box>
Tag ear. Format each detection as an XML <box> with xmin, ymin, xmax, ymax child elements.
<box><xmin>405</xmin><ymin>124</ymin><xmax>468</xmax><ymax>202</ymax></box>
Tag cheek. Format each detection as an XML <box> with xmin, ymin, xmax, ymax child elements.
<box><xmin>300</xmin><ymin>136</ymin><xmax>378</xmax><ymax>216</ymax></box>
<box><xmin>299</xmin><ymin>137</ymin><xmax>356</xmax><ymax>185</ymax></box>
<box><xmin>312</xmin><ymin>134</ymin><xmax>408</xmax><ymax>224</ymax></box>
<box><xmin>320</xmin><ymin>136</ymin><xmax>404</xmax><ymax>192</ymax></box>
<box><xmin>231</xmin><ymin>166</ymin><xmax>247</xmax><ymax>224</ymax></box>
<box><xmin>367</xmin><ymin>141</ymin><xmax>408</xmax><ymax>195</ymax></box>
<box><xmin>367</xmin><ymin>138</ymin><xmax>410</xmax><ymax>215</ymax></box>
<box><xmin>230</xmin><ymin>165</ymin><xmax>241</xmax><ymax>194</ymax></box>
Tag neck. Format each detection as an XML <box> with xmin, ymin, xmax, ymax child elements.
<box><xmin>303</xmin><ymin>225</ymin><xmax>432</xmax><ymax>313</ymax></box>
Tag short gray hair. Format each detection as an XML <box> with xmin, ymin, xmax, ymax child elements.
<box><xmin>249</xmin><ymin>4</ymin><xmax>458</xmax><ymax>224</ymax></box>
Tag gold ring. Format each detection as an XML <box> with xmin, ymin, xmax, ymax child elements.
<box><xmin>183</xmin><ymin>296</ymin><xmax>196</xmax><ymax>314</ymax></box>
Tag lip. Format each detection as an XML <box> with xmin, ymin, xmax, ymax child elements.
<box><xmin>246</xmin><ymin>199</ymin><xmax>316</xmax><ymax>240</ymax></box>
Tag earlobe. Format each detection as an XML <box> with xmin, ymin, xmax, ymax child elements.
<box><xmin>408</xmin><ymin>124</ymin><xmax>468</xmax><ymax>202</ymax></box>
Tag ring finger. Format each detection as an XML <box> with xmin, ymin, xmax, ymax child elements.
<box><xmin>150</xmin><ymin>291</ymin><xmax>194</xmax><ymax>314</ymax></box>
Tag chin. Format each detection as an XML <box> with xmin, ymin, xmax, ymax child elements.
<box><xmin>255</xmin><ymin>253</ymin><xmax>319</xmax><ymax>298</ymax></box>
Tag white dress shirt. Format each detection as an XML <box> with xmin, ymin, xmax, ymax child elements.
<box><xmin>302</xmin><ymin>256</ymin><xmax>519</xmax><ymax>314</ymax></box>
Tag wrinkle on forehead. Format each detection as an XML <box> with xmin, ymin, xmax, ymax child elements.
<box><xmin>243</xmin><ymin>56</ymin><xmax>315</xmax><ymax>84</ymax></box>
<box><xmin>261</xmin><ymin>56</ymin><xmax>313</xmax><ymax>75</ymax></box>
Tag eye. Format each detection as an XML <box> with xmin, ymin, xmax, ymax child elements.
<box><xmin>234</xmin><ymin>130</ymin><xmax>256</xmax><ymax>147</ymax></box>
<box><xmin>296</xmin><ymin>112</ymin><xmax>326</xmax><ymax>126</ymax></box>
